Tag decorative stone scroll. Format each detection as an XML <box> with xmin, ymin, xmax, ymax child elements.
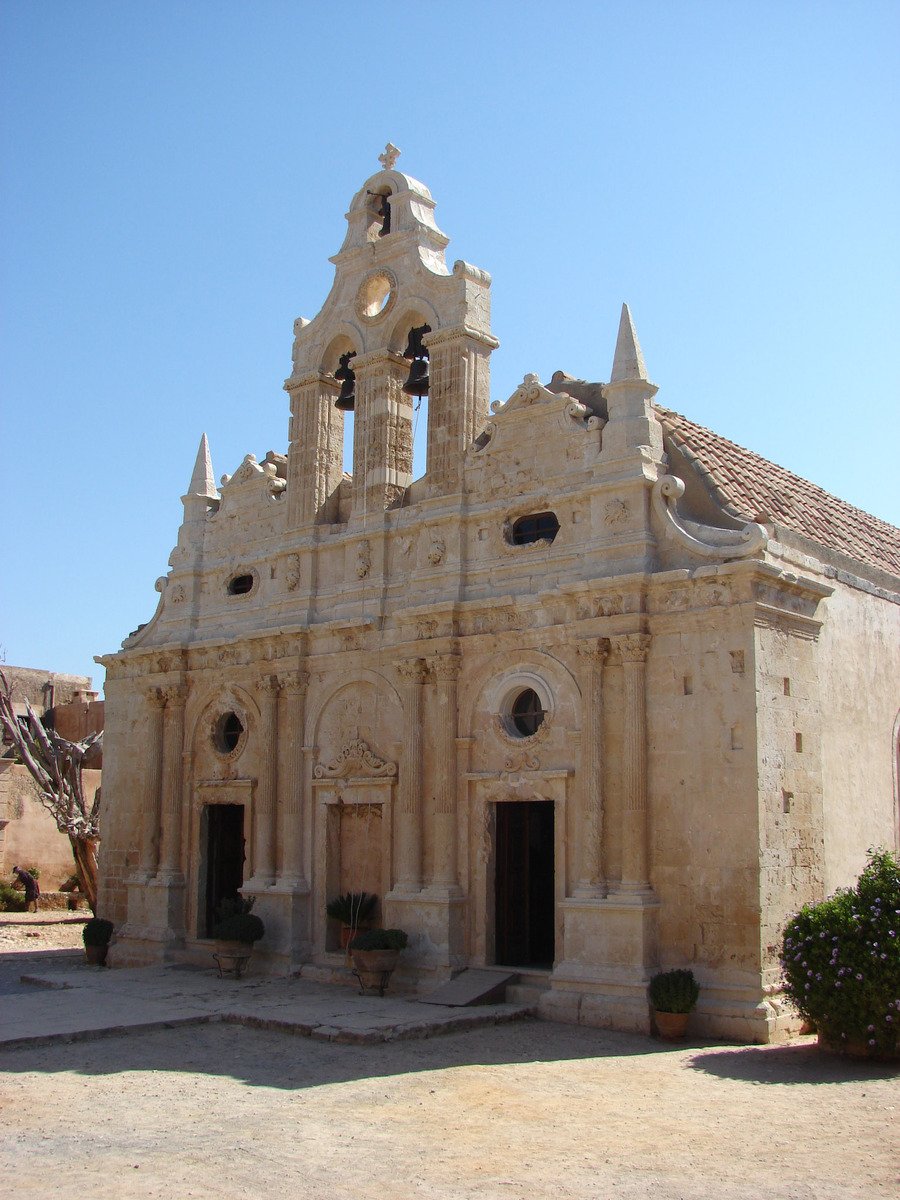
<box><xmin>313</xmin><ymin>739</ymin><xmax>397</xmax><ymax>780</ymax></box>
<box><xmin>652</xmin><ymin>475</ymin><xmax>767</xmax><ymax>559</ymax></box>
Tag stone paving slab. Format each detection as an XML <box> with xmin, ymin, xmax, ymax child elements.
<box><xmin>0</xmin><ymin>961</ymin><xmax>533</xmax><ymax>1050</ymax></box>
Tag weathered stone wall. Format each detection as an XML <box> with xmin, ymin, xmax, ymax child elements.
<box><xmin>816</xmin><ymin>578</ymin><xmax>900</xmax><ymax>890</ymax></box>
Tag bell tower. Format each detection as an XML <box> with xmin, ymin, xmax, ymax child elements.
<box><xmin>284</xmin><ymin>146</ymin><xmax>499</xmax><ymax>528</ymax></box>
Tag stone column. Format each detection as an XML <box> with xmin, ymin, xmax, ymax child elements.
<box><xmin>574</xmin><ymin>639</ymin><xmax>608</xmax><ymax>897</ymax></box>
<box><xmin>394</xmin><ymin>657</ymin><xmax>427</xmax><ymax>892</ymax></box>
<box><xmin>428</xmin><ymin>653</ymin><xmax>461</xmax><ymax>890</ymax></box>
<box><xmin>284</xmin><ymin>371</ymin><xmax>344</xmax><ymax>529</ymax></box>
<box><xmin>156</xmin><ymin>683</ymin><xmax>188</xmax><ymax>880</ymax></box>
<box><xmin>278</xmin><ymin>670</ymin><xmax>308</xmax><ymax>888</ymax></box>
<box><xmin>251</xmin><ymin>673</ymin><xmax>280</xmax><ymax>887</ymax></box>
<box><xmin>612</xmin><ymin>633</ymin><xmax>652</xmax><ymax>892</ymax></box>
<box><xmin>351</xmin><ymin>351</ymin><xmax>412</xmax><ymax>516</ymax></box>
<box><xmin>425</xmin><ymin>323</ymin><xmax>498</xmax><ymax>497</ymax></box>
<box><xmin>139</xmin><ymin>687</ymin><xmax>166</xmax><ymax>880</ymax></box>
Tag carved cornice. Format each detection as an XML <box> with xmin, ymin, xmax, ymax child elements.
<box><xmin>313</xmin><ymin>739</ymin><xmax>397</xmax><ymax>780</ymax></box>
<box><xmin>424</xmin><ymin>324</ymin><xmax>500</xmax><ymax>352</ymax></box>
<box><xmin>283</xmin><ymin>370</ymin><xmax>340</xmax><ymax>394</ymax></box>
<box><xmin>652</xmin><ymin>475</ymin><xmax>767</xmax><ymax>560</ymax></box>
<box><xmin>610</xmin><ymin>633</ymin><xmax>651</xmax><ymax>663</ymax></box>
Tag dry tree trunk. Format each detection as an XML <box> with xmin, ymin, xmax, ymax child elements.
<box><xmin>0</xmin><ymin>669</ymin><xmax>102</xmax><ymax>915</ymax></box>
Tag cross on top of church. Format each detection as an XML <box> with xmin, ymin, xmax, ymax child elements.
<box><xmin>378</xmin><ymin>142</ymin><xmax>400</xmax><ymax>171</ymax></box>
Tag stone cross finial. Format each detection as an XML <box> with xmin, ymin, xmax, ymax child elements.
<box><xmin>378</xmin><ymin>142</ymin><xmax>400</xmax><ymax>171</ymax></box>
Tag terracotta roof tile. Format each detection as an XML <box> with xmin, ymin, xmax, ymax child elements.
<box><xmin>657</xmin><ymin>407</ymin><xmax>900</xmax><ymax>580</ymax></box>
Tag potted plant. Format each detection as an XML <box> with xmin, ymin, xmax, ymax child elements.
<box><xmin>649</xmin><ymin>968</ymin><xmax>699</xmax><ymax>1038</ymax></box>
<box><xmin>212</xmin><ymin>896</ymin><xmax>265</xmax><ymax>978</ymax></box>
<box><xmin>326</xmin><ymin>891</ymin><xmax>377</xmax><ymax>950</ymax></box>
<box><xmin>82</xmin><ymin>917</ymin><xmax>114</xmax><ymax>966</ymax></box>
<box><xmin>349</xmin><ymin>928</ymin><xmax>408</xmax><ymax>996</ymax></box>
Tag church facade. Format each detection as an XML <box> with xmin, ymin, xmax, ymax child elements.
<box><xmin>97</xmin><ymin>149</ymin><xmax>900</xmax><ymax>1041</ymax></box>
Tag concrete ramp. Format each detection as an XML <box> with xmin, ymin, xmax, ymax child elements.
<box><xmin>419</xmin><ymin>969</ymin><xmax>518</xmax><ymax>1007</ymax></box>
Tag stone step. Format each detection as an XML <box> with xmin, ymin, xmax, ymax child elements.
<box><xmin>506</xmin><ymin>983</ymin><xmax>548</xmax><ymax>1006</ymax></box>
<box><xmin>418</xmin><ymin>968</ymin><xmax>518</xmax><ymax>1007</ymax></box>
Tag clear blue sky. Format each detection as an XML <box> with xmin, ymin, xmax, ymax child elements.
<box><xmin>2</xmin><ymin>1</ymin><xmax>897</xmax><ymax>692</ymax></box>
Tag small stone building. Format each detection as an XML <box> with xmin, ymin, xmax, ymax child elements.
<box><xmin>1</xmin><ymin>666</ymin><xmax>103</xmax><ymax>885</ymax></box>
<box><xmin>97</xmin><ymin>149</ymin><xmax>900</xmax><ymax>1041</ymax></box>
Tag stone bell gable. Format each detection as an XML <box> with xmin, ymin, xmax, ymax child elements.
<box><xmin>97</xmin><ymin>147</ymin><xmax>900</xmax><ymax>1045</ymax></box>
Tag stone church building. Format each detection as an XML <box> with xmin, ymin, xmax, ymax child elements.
<box><xmin>97</xmin><ymin>148</ymin><xmax>900</xmax><ymax>1041</ymax></box>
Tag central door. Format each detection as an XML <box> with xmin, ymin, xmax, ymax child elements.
<box><xmin>204</xmin><ymin>803</ymin><xmax>245</xmax><ymax>937</ymax></box>
<box><xmin>494</xmin><ymin>800</ymin><xmax>555</xmax><ymax>968</ymax></box>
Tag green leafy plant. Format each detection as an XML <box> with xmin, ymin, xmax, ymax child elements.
<box><xmin>781</xmin><ymin>848</ymin><xmax>900</xmax><ymax>1056</ymax></box>
<box><xmin>0</xmin><ymin>882</ymin><xmax>28</xmax><ymax>912</ymax></box>
<box><xmin>326</xmin><ymin>891</ymin><xmax>377</xmax><ymax>926</ymax></box>
<box><xmin>349</xmin><ymin>928</ymin><xmax>408</xmax><ymax>952</ymax></box>
<box><xmin>649</xmin><ymin>968</ymin><xmax>699</xmax><ymax>1014</ymax></box>
<box><xmin>82</xmin><ymin>917</ymin><xmax>114</xmax><ymax>948</ymax></box>
<box><xmin>213</xmin><ymin>895</ymin><xmax>264</xmax><ymax>944</ymax></box>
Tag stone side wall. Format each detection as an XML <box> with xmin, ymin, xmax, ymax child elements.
<box><xmin>96</xmin><ymin>676</ymin><xmax>144</xmax><ymax>925</ymax></box>
<box><xmin>816</xmin><ymin>579</ymin><xmax>900</xmax><ymax>890</ymax></box>
<box><xmin>753</xmin><ymin>620</ymin><xmax>826</xmax><ymax>989</ymax></box>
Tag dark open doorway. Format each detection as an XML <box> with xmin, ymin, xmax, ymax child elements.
<box><xmin>494</xmin><ymin>800</ymin><xmax>555</xmax><ymax>968</ymax></box>
<box><xmin>203</xmin><ymin>803</ymin><xmax>245</xmax><ymax>937</ymax></box>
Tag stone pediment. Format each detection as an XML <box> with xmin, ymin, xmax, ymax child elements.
<box><xmin>215</xmin><ymin>454</ymin><xmax>285</xmax><ymax>518</ymax></box>
<box><xmin>313</xmin><ymin>739</ymin><xmax>397</xmax><ymax>780</ymax></box>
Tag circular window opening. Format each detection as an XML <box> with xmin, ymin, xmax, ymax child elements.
<box><xmin>228</xmin><ymin>573</ymin><xmax>255</xmax><ymax>596</ymax></box>
<box><xmin>357</xmin><ymin>272</ymin><xmax>394</xmax><ymax>320</ymax></box>
<box><xmin>510</xmin><ymin>688</ymin><xmax>546</xmax><ymax>738</ymax></box>
<box><xmin>215</xmin><ymin>712</ymin><xmax>244</xmax><ymax>754</ymax></box>
<box><xmin>511</xmin><ymin>512</ymin><xmax>560</xmax><ymax>546</ymax></box>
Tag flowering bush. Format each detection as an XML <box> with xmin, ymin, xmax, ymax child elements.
<box><xmin>781</xmin><ymin>849</ymin><xmax>900</xmax><ymax>1056</ymax></box>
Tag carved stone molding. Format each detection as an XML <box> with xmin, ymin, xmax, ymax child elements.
<box><xmin>652</xmin><ymin>475</ymin><xmax>767</xmax><ymax>559</ymax></box>
<box><xmin>356</xmin><ymin>540</ymin><xmax>371</xmax><ymax>579</ymax></box>
<box><xmin>313</xmin><ymin>740</ymin><xmax>397</xmax><ymax>780</ymax></box>
<box><xmin>161</xmin><ymin>683</ymin><xmax>188</xmax><ymax>706</ymax></box>
<box><xmin>428</xmin><ymin>653</ymin><xmax>461</xmax><ymax>681</ymax></box>
<box><xmin>284</xmin><ymin>554</ymin><xmax>301</xmax><ymax>591</ymax></box>
<box><xmin>610</xmin><ymin>633</ymin><xmax>651</xmax><ymax>663</ymax></box>
<box><xmin>255</xmin><ymin>673</ymin><xmax>281</xmax><ymax>695</ymax></box>
<box><xmin>396</xmin><ymin>657</ymin><xmax>428</xmax><ymax>685</ymax></box>
<box><xmin>277</xmin><ymin>669</ymin><xmax>309</xmax><ymax>695</ymax></box>
<box><xmin>577</xmin><ymin>638</ymin><xmax>610</xmax><ymax>664</ymax></box>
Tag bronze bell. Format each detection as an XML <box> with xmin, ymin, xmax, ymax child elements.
<box><xmin>402</xmin><ymin>356</ymin><xmax>429</xmax><ymax>397</ymax></box>
<box><xmin>334</xmin><ymin>350</ymin><xmax>357</xmax><ymax>412</ymax></box>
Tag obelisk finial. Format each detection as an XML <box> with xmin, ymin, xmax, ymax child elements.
<box><xmin>378</xmin><ymin>142</ymin><xmax>401</xmax><ymax>171</ymax></box>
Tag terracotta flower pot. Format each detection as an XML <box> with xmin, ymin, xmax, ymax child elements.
<box><xmin>351</xmin><ymin>947</ymin><xmax>401</xmax><ymax>995</ymax></box>
<box><xmin>653</xmin><ymin>1009</ymin><xmax>689</xmax><ymax>1039</ymax></box>
<box><xmin>213</xmin><ymin>939</ymin><xmax>254</xmax><ymax>979</ymax></box>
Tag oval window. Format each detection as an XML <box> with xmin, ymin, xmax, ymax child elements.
<box><xmin>510</xmin><ymin>512</ymin><xmax>560</xmax><ymax>546</ymax></box>
<box><xmin>215</xmin><ymin>712</ymin><xmax>244</xmax><ymax>754</ymax></box>
<box><xmin>228</xmin><ymin>574</ymin><xmax>255</xmax><ymax>596</ymax></box>
<box><xmin>510</xmin><ymin>688</ymin><xmax>546</xmax><ymax>737</ymax></box>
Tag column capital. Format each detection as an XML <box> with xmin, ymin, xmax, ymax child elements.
<box><xmin>610</xmin><ymin>632</ymin><xmax>651</xmax><ymax>663</ymax></box>
<box><xmin>161</xmin><ymin>682</ymin><xmax>188</xmax><ymax>707</ymax></box>
<box><xmin>427</xmin><ymin>653</ymin><xmax>461</xmax><ymax>681</ymax></box>
<box><xmin>577</xmin><ymin>638</ymin><xmax>610</xmax><ymax>665</ymax></box>
<box><xmin>255</xmin><ymin>672</ymin><xmax>282</xmax><ymax>695</ymax></box>
<box><xmin>396</xmin><ymin>657</ymin><xmax>428</xmax><ymax>685</ymax></box>
<box><xmin>277</xmin><ymin>668</ymin><xmax>309</xmax><ymax>696</ymax></box>
<box><xmin>146</xmin><ymin>686</ymin><xmax>167</xmax><ymax>709</ymax></box>
<box><xmin>352</xmin><ymin>349</ymin><xmax>409</xmax><ymax>375</ymax></box>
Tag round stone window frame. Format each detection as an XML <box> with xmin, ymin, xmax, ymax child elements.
<box><xmin>211</xmin><ymin>709</ymin><xmax>248</xmax><ymax>760</ymax></box>
<box><xmin>226</xmin><ymin>568</ymin><xmax>259</xmax><ymax>598</ymax></box>
<box><xmin>356</xmin><ymin>270</ymin><xmax>397</xmax><ymax>323</ymax></box>
<box><xmin>497</xmin><ymin>674</ymin><xmax>554</xmax><ymax>743</ymax></box>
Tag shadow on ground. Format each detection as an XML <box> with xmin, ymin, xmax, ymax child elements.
<box><xmin>0</xmin><ymin>1016</ymin><xmax>715</xmax><ymax>1092</ymax></box>
<box><xmin>689</xmin><ymin>1041</ymin><xmax>900</xmax><ymax>1085</ymax></box>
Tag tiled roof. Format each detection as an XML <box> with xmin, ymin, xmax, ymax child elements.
<box><xmin>657</xmin><ymin>407</ymin><xmax>900</xmax><ymax>580</ymax></box>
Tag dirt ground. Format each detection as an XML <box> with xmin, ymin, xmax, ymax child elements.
<box><xmin>1</xmin><ymin>916</ymin><xmax>897</xmax><ymax>1200</ymax></box>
